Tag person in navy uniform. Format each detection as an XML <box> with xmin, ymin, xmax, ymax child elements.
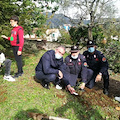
<box><xmin>65</xmin><ymin>45</ymin><xmax>93</xmax><ymax>90</ymax></box>
<box><xmin>83</xmin><ymin>40</ymin><xmax>109</xmax><ymax>95</ymax></box>
<box><xmin>35</xmin><ymin>46</ymin><xmax>75</xmax><ymax>94</ymax></box>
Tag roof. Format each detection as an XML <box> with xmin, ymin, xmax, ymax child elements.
<box><xmin>46</xmin><ymin>29</ymin><xmax>59</xmax><ymax>35</ymax></box>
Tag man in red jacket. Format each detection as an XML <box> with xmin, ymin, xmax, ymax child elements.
<box><xmin>1</xmin><ymin>15</ymin><xmax>24</xmax><ymax>78</ymax></box>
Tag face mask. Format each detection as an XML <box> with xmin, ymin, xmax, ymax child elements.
<box><xmin>55</xmin><ymin>53</ymin><xmax>62</xmax><ymax>59</ymax></box>
<box><xmin>13</xmin><ymin>24</ymin><xmax>17</xmax><ymax>27</ymax></box>
<box><xmin>88</xmin><ymin>47</ymin><xmax>95</xmax><ymax>53</ymax></box>
<box><xmin>71</xmin><ymin>55</ymin><xmax>78</xmax><ymax>59</ymax></box>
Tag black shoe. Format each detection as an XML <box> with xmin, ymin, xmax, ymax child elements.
<box><xmin>103</xmin><ymin>88</ymin><xmax>109</xmax><ymax>95</ymax></box>
<box><xmin>44</xmin><ymin>83</ymin><xmax>50</xmax><ymax>89</ymax></box>
<box><xmin>14</xmin><ymin>72</ymin><xmax>23</xmax><ymax>78</ymax></box>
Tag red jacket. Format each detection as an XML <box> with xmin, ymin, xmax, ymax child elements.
<box><xmin>8</xmin><ymin>26</ymin><xmax>24</xmax><ymax>51</ymax></box>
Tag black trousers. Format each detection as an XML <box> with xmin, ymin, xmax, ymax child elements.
<box><xmin>87</xmin><ymin>69</ymin><xmax>109</xmax><ymax>89</ymax></box>
<box><xmin>12</xmin><ymin>46</ymin><xmax>23</xmax><ymax>73</ymax></box>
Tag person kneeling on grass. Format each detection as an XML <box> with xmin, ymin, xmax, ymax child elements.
<box><xmin>0</xmin><ymin>52</ymin><xmax>15</xmax><ymax>82</ymax></box>
<box><xmin>35</xmin><ymin>46</ymin><xmax>75</xmax><ymax>94</ymax></box>
<box><xmin>83</xmin><ymin>40</ymin><xmax>109</xmax><ymax>95</ymax></box>
<box><xmin>65</xmin><ymin>45</ymin><xmax>93</xmax><ymax>91</ymax></box>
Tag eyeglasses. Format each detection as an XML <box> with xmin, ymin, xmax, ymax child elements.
<box><xmin>58</xmin><ymin>50</ymin><xmax>64</xmax><ymax>56</ymax></box>
<box><xmin>10</xmin><ymin>20</ymin><xmax>15</xmax><ymax>24</ymax></box>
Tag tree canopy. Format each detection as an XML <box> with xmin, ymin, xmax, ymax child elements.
<box><xmin>0</xmin><ymin>0</ymin><xmax>58</xmax><ymax>51</ymax></box>
<box><xmin>57</xmin><ymin>0</ymin><xmax>117</xmax><ymax>40</ymax></box>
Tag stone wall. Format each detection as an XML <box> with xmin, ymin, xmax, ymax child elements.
<box><xmin>24</xmin><ymin>39</ymin><xmax>86</xmax><ymax>54</ymax></box>
<box><xmin>42</xmin><ymin>42</ymin><xmax>72</xmax><ymax>53</ymax></box>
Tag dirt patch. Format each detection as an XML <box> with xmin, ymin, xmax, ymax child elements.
<box><xmin>0</xmin><ymin>86</ymin><xmax>7</xmax><ymax>103</ymax></box>
<box><xmin>77</xmin><ymin>76</ymin><xmax>120</xmax><ymax>107</ymax></box>
<box><xmin>74</xmin><ymin>75</ymin><xmax>120</xmax><ymax>120</ymax></box>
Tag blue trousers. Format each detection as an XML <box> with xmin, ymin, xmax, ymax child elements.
<box><xmin>67</xmin><ymin>69</ymin><xmax>93</xmax><ymax>87</ymax></box>
<box><xmin>35</xmin><ymin>71</ymin><xmax>57</xmax><ymax>84</ymax></box>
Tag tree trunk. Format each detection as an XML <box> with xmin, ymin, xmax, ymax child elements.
<box><xmin>88</xmin><ymin>26</ymin><xmax>93</xmax><ymax>40</ymax></box>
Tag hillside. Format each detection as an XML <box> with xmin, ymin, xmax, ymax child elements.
<box><xmin>46</xmin><ymin>12</ymin><xmax>90</xmax><ymax>28</ymax></box>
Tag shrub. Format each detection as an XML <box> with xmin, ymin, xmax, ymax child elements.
<box><xmin>103</xmin><ymin>40</ymin><xmax>120</xmax><ymax>73</ymax></box>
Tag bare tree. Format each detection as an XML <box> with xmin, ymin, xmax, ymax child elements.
<box><xmin>58</xmin><ymin>0</ymin><xmax>117</xmax><ymax>40</ymax></box>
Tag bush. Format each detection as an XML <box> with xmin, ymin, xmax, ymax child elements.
<box><xmin>58</xmin><ymin>29</ymin><xmax>73</xmax><ymax>44</ymax></box>
<box><xmin>103</xmin><ymin>40</ymin><xmax>120</xmax><ymax>73</ymax></box>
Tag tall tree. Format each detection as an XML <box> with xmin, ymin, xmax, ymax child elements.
<box><xmin>0</xmin><ymin>0</ymin><xmax>59</xmax><ymax>51</ymax></box>
<box><xmin>58</xmin><ymin>0</ymin><xmax>117</xmax><ymax>41</ymax></box>
<box><xmin>0</xmin><ymin>0</ymin><xmax>19</xmax><ymax>50</ymax></box>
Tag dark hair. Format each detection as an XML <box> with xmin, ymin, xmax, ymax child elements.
<box><xmin>10</xmin><ymin>15</ymin><xmax>19</xmax><ymax>23</ymax></box>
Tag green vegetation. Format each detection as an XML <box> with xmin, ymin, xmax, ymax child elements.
<box><xmin>0</xmin><ymin>50</ymin><xmax>119</xmax><ymax>120</ymax></box>
<box><xmin>69</xmin><ymin>26</ymin><xmax>104</xmax><ymax>45</ymax></box>
<box><xmin>0</xmin><ymin>0</ymin><xmax>58</xmax><ymax>51</ymax></box>
<box><xmin>58</xmin><ymin>29</ymin><xmax>73</xmax><ymax>44</ymax></box>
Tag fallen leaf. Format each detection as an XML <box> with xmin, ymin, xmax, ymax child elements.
<box><xmin>115</xmin><ymin>107</ymin><xmax>120</xmax><ymax>111</ymax></box>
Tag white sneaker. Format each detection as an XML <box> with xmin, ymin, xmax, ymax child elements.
<box><xmin>3</xmin><ymin>75</ymin><xmax>15</xmax><ymax>82</ymax></box>
<box><xmin>115</xmin><ymin>97</ymin><xmax>120</xmax><ymax>102</ymax></box>
<box><xmin>56</xmin><ymin>84</ymin><xmax>62</xmax><ymax>90</ymax></box>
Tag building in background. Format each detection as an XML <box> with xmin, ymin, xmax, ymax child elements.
<box><xmin>46</xmin><ymin>29</ymin><xmax>61</xmax><ymax>41</ymax></box>
<box><xmin>63</xmin><ymin>24</ymin><xmax>71</xmax><ymax>31</ymax></box>
<box><xmin>24</xmin><ymin>28</ymin><xmax>61</xmax><ymax>42</ymax></box>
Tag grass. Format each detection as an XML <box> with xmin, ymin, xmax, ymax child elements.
<box><xmin>0</xmin><ymin>50</ymin><xmax>120</xmax><ymax>120</ymax></box>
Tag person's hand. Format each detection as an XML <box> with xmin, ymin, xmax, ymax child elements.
<box><xmin>0</xmin><ymin>63</ymin><xmax>1</xmax><ymax>68</ymax></box>
<box><xmin>1</xmin><ymin>35</ymin><xmax>8</xmax><ymax>39</ymax></box>
<box><xmin>79</xmin><ymin>82</ymin><xmax>85</xmax><ymax>89</ymax></box>
<box><xmin>58</xmin><ymin>70</ymin><xmax>63</xmax><ymax>79</ymax></box>
<box><xmin>95</xmin><ymin>74</ymin><xmax>102</xmax><ymax>82</ymax></box>
<box><xmin>67</xmin><ymin>85</ymin><xmax>75</xmax><ymax>94</ymax></box>
<box><xmin>17</xmin><ymin>51</ymin><xmax>22</xmax><ymax>56</ymax></box>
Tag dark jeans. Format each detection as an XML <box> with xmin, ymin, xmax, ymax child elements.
<box><xmin>12</xmin><ymin>46</ymin><xmax>23</xmax><ymax>73</ymax></box>
<box><xmin>67</xmin><ymin>69</ymin><xmax>93</xmax><ymax>87</ymax></box>
<box><xmin>2</xmin><ymin>59</ymin><xmax>11</xmax><ymax>76</ymax></box>
<box><xmin>35</xmin><ymin>71</ymin><xmax>57</xmax><ymax>84</ymax></box>
<box><xmin>85</xmin><ymin>69</ymin><xmax>94</xmax><ymax>88</ymax></box>
<box><xmin>86</xmin><ymin>69</ymin><xmax>109</xmax><ymax>89</ymax></box>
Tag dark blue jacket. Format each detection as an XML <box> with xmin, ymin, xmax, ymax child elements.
<box><xmin>35</xmin><ymin>50</ymin><xmax>69</xmax><ymax>85</ymax></box>
<box><xmin>65</xmin><ymin>54</ymin><xmax>88</xmax><ymax>83</ymax></box>
<box><xmin>83</xmin><ymin>50</ymin><xmax>108</xmax><ymax>74</ymax></box>
<box><xmin>35</xmin><ymin>50</ymin><xmax>64</xmax><ymax>74</ymax></box>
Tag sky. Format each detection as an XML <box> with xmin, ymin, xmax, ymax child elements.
<box><xmin>54</xmin><ymin>0</ymin><xmax>120</xmax><ymax>18</ymax></box>
<box><xmin>115</xmin><ymin>0</ymin><xmax>120</xmax><ymax>17</ymax></box>
<box><xmin>33</xmin><ymin>0</ymin><xmax>120</xmax><ymax>18</ymax></box>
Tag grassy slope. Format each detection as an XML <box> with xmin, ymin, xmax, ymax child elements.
<box><xmin>0</xmin><ymin>50</ymin><xmax>119</xmax><ymax>120</ymax></box>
